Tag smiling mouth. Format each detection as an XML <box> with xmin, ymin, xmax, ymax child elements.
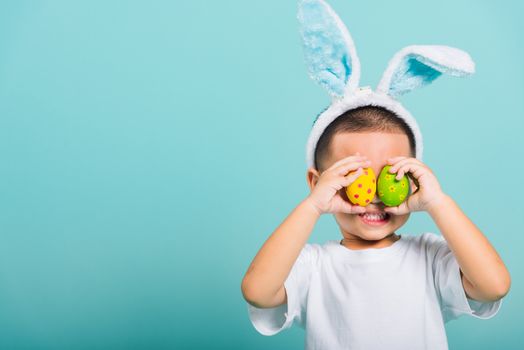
<box><xmin>358</xmin><ymin>212</ymin><xmax>390</xmax><ymax>226</ymax></box>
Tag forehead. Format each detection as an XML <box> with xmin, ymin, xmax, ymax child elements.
<box><xmin>327</xmin><ymin>131</ymin><xmax>412</xmax><ymax>165</ymax></box>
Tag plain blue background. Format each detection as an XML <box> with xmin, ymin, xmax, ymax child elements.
<box><xmin>0</xmin><ymin>0</ymin><xmax>522</xmax><ymax>349</ymax></box>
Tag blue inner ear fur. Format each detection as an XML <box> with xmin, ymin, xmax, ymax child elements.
<box><xmin>298</xmin><ymin>0</ymin><xmax>353</xmax><ymax>97</ymax></box>
<box><xmin>389</xmin><ymin>55</ymin><xmax>443</xmax><ymax>97</ymax></box>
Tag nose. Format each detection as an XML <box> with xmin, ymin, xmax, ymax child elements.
<box><xmin>371</xmin><ymin>191</ymin><xmax>382</xmax><ymax>204</ymax></box>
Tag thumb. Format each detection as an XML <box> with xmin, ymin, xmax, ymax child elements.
<box><xmin>384</xmin><ymin>201</ymin><xmax>410</xmax><ymax>215</ymax></box>
<box><xmin>337</xmin><ymin>197</ymin><xmax>367</xmax><ymax>214</ymax></box>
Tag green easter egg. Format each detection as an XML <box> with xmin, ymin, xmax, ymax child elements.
<box><xmin>377</xmin><ymin>165</ymin><xmax>410</xmax><ymax>207</ymax></box>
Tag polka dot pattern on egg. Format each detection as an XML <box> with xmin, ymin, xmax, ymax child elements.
<box><xmin>345</xmin><ymin>167</ymin><xmax>376</xmax><ymax>207</ymax></box>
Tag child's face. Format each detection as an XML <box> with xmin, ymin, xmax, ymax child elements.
<box><xmin>312</xmin><ymin>131</ymin><xmax>414</xmax><ymax>243</ymax></box>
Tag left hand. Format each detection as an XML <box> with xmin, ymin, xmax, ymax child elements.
<box><xmin>383</xmin><ymin>156</ymin><xmax>447</xmax><ymax>215</ymax></box>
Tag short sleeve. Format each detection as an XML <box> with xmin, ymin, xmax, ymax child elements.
<box><xmin>246</xmin><ymin>243</ymin><xmax>319</xmax><ymax>335</ymax></box>
<box><xmin>429</xmin><ymin>234</ymin><xmax>503</xmax><ymax>323</ymax></box>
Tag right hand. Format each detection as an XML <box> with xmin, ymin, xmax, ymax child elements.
<box><xmin>306</xmin><ymin>153</ymin><xmax>371</xmax><ymax>215</ymax></box>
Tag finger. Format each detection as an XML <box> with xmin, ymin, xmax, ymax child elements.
<box><xmin>393</xmin><ymin>162</ymin><xmax>417</xmax><ymax>180</ymax></box>
<box><xmin>349</xmin><ymin>203</ymin><xmax>367</xmax><ymax>214</ymax></box>
<box><xmin>394</xmin><ymin>162</ymin><xmax>426</xmax><ymax>182</ymax></box>
<box><xmin>387</xmin><ymin>156</ymin><xmax>408</xmax><ymax>165</ymax></box>
<box><xmin>338</xmin><ymin>196</ymin><xmax>367</xmax><ymax>214</ymax></box>
<box><xmin>390</xmin><ymin>163</ymin><xmax>423</xmax><ymax>197</ymax></box>
<box><xmin>335</xmin><ymin>159</ymin><xmax>371</xmax><ymax>176</ymax></box>
<box><xmin>340</xmin><ymin>167</ymin><xmax>365</xmax><ymax>185</ymax></box>
<box><xmin>387</xmin><ymin>158</ymin><xmax>422</xmax><ymax>174</ymax></box>
<box><xmin>327</xmin><ymin>154</ymin><xmax>368</xmax><ymax>172</ymax></box>
<box><xmin>384</xmin><ymin>201</ymin><xmax>410</xmax><ymax>215</ymax></box>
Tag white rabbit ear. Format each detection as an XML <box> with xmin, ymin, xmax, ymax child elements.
<box><xmin>376</xmin><ymin>45</ymin><xmax>475</xmax><ymax>99</ymax></box>
<box><xmin>297</xmin><ymin>0</ymin><xmax>361</xmax><ymax>100</ymax></box>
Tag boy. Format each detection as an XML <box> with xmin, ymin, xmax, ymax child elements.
<box><xmin>241</xmin><ymin>106</ymin><xmax>510</xmax><ymax>349</ymax></box>
<box><xmin>241</xmin><ymin>1</ymin><xmax>511</xmax><ymax>348</ymax></box>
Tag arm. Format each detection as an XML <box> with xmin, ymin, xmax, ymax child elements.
<box><xmin>384</xmin><ymin>156</ymin><xmax>511</xmax><ymax>303</ymax></box>
<box><xmin>241</xmin><ymin>198</ymin><xmax>321</xmax><ymax>308</ymax></box>
<box><xmin>427</xmin><ymin>194</ymin><xmax>511</xmax><ymax>302</ymax></box>
<box><xmin>241</xmin><ymin>155</ymin><xmax>369</xmax><ymax>308</ymax></box>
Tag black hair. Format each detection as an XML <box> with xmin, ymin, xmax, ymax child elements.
<box><xmin>314</xmin><ymin>105</ymin><xmax>416</xmax><ymax>172</ymax></box>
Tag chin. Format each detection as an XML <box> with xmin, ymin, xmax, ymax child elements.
<box><xmin>335</xmin><ymin>211</ymin><xmax>409</xmax><ymax>241</ymax></box>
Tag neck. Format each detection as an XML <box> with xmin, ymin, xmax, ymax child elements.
<box><xmin>340</xmin><ymin>232</ymin><xmax>400</xmax><ymax>250</ymax></box>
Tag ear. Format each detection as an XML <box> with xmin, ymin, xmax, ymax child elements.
<box><xmin>376</xmin><ymin>45</ymin><xmax>475</xmax><ymax>99</ymax></box>
<box><xmin>306</xmin><ymin>167</ymin><xmax>321</xmax><ymax>192</ymax></box>
<box><xmin>297</xmin><ymin>0</ymin><xmax>361</xmax><ymax>101</ymax></box>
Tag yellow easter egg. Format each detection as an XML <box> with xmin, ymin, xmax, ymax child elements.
<box><xmin>345</xmin><ymin>167</ymin><xmax>376</xmax><ymax>206</ymax></box>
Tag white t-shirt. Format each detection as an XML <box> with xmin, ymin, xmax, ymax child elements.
<box><xmin>246</xmin><ymin>232</ymin><xmax>502</xmax><ymax>350</ymax></box>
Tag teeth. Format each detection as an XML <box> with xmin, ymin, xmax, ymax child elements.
<box><xmin>360</xmin><ymin>213</ymin><xmax>387</xmax><ymax>221</ymax></box>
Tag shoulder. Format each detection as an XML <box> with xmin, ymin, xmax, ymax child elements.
<box><xmin>298</xmin><ymin>240</ymin><xmax>338</xmax><ymax>264</ymax></box>
<box><xmin>403</xmin><ymin>233</ymin><xmax>455</xmax><ymax>271</ymax></box>
<box><xmin>403</xmin><ymin>232</ymin><xmax>446</xmax><ymax>248</ymax></box>
<box><xmin>401</xmin><ymin>232</ymin><xmax>449</xmax><ymax>257</ymax></box>
<box><xmin>296</xmin><ymin>242</ymin><xmax>323</xmax><ymax>265</ymax></box>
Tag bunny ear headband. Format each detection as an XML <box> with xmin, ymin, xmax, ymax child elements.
<box><xmin>298</xmin><ymin>0</ymin><xmax>475</xmax><ymax>170</ymax></box>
